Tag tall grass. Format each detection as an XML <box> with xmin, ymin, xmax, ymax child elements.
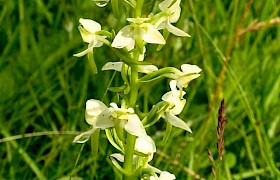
<box><xmin>0</xmin><ymin>0</ymin><xmax>279</xmax><ymax>179</ymax></box>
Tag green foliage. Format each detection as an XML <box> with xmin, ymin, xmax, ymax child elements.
<box><xmin>0</xmin><ymin>0</ymin><xmax>279</xmax><ymax>179</ymax></box>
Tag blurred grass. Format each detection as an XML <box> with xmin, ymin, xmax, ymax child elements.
<box><xmin>0</xmin><ymin>0</ymin><xmax>279</xmax><ymax>179</ymax></box>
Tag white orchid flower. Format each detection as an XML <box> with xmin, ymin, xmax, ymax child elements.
<box><xmin>175</xmin><ymin>64</ymin><xmax>201</xmax><ymax>89</ymax></box>
<box><xmin>73</xmin><ymin>99</ymin><xmax>107</xmax><ymax>143</ymax></box>
<box><xmin>95</xmin><ymin>103</ymin><xmax>147</xmax><ymax>138</ymax></box>
<box><xmin>73</xmin><ymin>100</ymin><xmax>147</xmax><ymax>143</ymax></box>
<box><xmin>162</xmin><ymin>80</ymin><xmax>186</xmax><ymax>115</ymax></box>
<box><xmin>102</xmin><ymin>62</ymin><xmax>158</xmax><ymax>74</ymax></box>
<box><xmin>154</xmin><ymin>0</ymin><xmax>190</xmax><ymax>37</ymax></box>
<box><xmin>73</xmin><ymin>18</ymin><xmax>106</xmax><ymax>57</ymax></box>
<box><xmin>161</xmin><ymin>80</ymin><xmax>192</xmax><ymax>132</ymax></box>
<box><xmin>112</xmin><ymin>18</ymin><xmax>165</xmax><ymax>51</ymax></box>
<box><xmin>164</xmin><ymin>64</ymin><xmax>201</xmax><ymax>89</ymax></box>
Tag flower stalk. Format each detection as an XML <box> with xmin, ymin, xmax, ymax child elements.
<box><xmin>135</xmin><ymin>0</ymin><xmax>144</xmax><ymax>17</ymax></box>
<box><xmin>124</xmin><ymin>64</ymin><xmax>139</xmax><ymax>179</ymax></box>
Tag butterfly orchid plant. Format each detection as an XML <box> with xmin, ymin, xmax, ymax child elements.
<box><xmin>73</xmin><ymin>0</ymin><xmax>201</xmax><ymax>179</ymax></box>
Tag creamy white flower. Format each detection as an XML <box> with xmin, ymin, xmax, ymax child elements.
<box><xmin>73</xmin><ymin>99</ymin><xmax>107</xmax><ymax>143</ymax></box>
<box><xmin>102</xmin><ymin>62</ymin><xmax>158</xmax><ymax>74</ymax></box>
<box><xmin>112</xmin><ymin>18</ymin><xmax>165</xmax><ymax>51</ymax></box>
<box><xmin>73</xmin><ymin>100</ymin><xmax>147</xmax><ymax>143</ymax></box>
<box><xmin>73</xmin><ymin>18</ymin><xmax>106</xmax><ymax>57</ymax></box>
<box><xmin>175</xmin><ymin>64</ymin><xmax>201</xmax><ymax>88</ymax></box>
<box><xmin>161</xmin><ymin>80</ymin><xmax>192</xmax><ymax>132</ymax></box>
<box><xmin>155</xmin><ymin>0</ymin><xmax>190</xmax><ymax>37</ymax></box>
<box><xmin>95</xmin><ymin>103</ymin><xmax>147</xmax><ymax>139</ymax></box>
<box><xmin>164</xmin><ymin>64</ymin><xmax>201</xmax><ymax>89</ymax></box>
<box><xmin>162</xmin><ymin>80</ymin><xmax>186</xmax><ymax>115</ymax></box>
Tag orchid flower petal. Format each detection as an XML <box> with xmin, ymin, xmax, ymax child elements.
<box><xmin>78</xmin><ymin>26</ymin><xmax>95</xmax><ymax>43</ymax></box>
<box><xmin>143</xmin><ymin>24</ymin><xmax>166</xmax><ymax>45</ymax></box>
<box><xmin>171</xmin><ymin>99</ymin><xmax>186</xmax><ymax>115</ymax></box>
<box><xmin>138</xmin><ymin>65</ymin><xmax>159</xmax><ymax>74</ymax></box>
<box><xmin>73</xmin><ymin>47</ymin><xmax>92</xmax><ymax>57</ymax></box>
<box><xmin>124</xmin><ymin>114</ymin><xmax>147</xmax><ymax>138</ymax></box>
<box><xmin>162</xmin><ymin>80</ymin><xmax>186</xmax><ymax>114</ymax></box>
<box><xmin>73</xmin><ymin>42</ymin><xmax>94</xmax><ymax>57</ymax></box>
<box><xmin>102</xmin><ymin>62</ymin><xmax>123</xmax><ymax>72</ymax></box>
<box><xmin>79</xmin><ymin>18</ymin><xmax>101</xmax><ymax>33</ymax></box>
<box><xmin>169</xmin><ymin>1</ymin><xmax>181</xmax><ymax>22</ymax></box>
<box><xmin>164</xmin><ymin>64</ymin><xmax>201</xmax><ymax>89</ymax></box>
<box><xmin>158</xmin><ymin>0</ymin><xmax>174</xmax><ymax>11</ymax></box>
<box><xmin>111</xmin><ymin>26</ymin><xmax>135</xmax><ymax>50</ymax></box>
<box><xmin>176</xmin><ymin>74</ymin><xmax>201</xmax><ymax>88</ymax></box>
<box><xmin>85</xmin><ymin>99</ymin><xmax>108</xmax><ymax>125</ymax></box>
<box><xmin>163</xmin><ymin>111</ymin><xmax>192</xmax><ymax>133</ymax></box>
<box><xmin>138</xmin><ymin>46</ymin><xmax>146</xmax><ymax>61</ymax></box>
<box><xmin>166</xmin><ymin>22</ymin><xmax>191</xmax><ymax>37</ymax></box>
<box><xmin>102</xmin><ymin>61</ymin><xmax>157</xmax><ymax>74</ymax></box>
<box><xmin>73</xmin><ymin>128</ymin><xmax>96</xmax><ymax>143</ymax></box>
<box><xmin>158</xmin><ymin>171</ymin><xmax>176</xmax><ymax>180</ymax></box>
<box><xmin>110</xmin><ymin>153</ymin><xmax>125</xmax><ymax>162</ymax></box>
<box><xmin>181</xmin><ymin>64</ymin><xmax>202</xmax><ymax>74</ymax></box>
<box><xmin>95</xmin><ymin>108</ymin><xmax>115</xmax><ymax>129</ymax></box>
<box><xmin>135</xmin><ymin>136</ymin><xmax>156</xmax><ymax>155</ymax></box>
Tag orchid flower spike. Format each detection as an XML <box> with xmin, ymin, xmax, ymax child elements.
<box><xmin>154</xmin><ymin>0</ymin><xmax>190</xmax><ymax>37</ymax></box>
<box><xmin>161</xmin><ymin>80</ymin><xmax>192</xmax><ymax>133</ymax></box>
<box><xmin>73</xmin><ymin>18</ymin><xmax>106</xmax><ymax>57</ymax></box>
<box><xmin>112</xmin><ymin>18</ymin><xmax>165</xmax><ymax>51</ymax></box>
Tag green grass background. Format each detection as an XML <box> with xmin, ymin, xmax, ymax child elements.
<box><xmin>0</xmin><ymin>0</ymin><xmax>279</xmax><ymax>179</ymax></box>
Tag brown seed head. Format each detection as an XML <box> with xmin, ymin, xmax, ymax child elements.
<box><xmin>217</xmin><ymin>99</ymin><xmax>226</xmax><ymax>160</ymax></box>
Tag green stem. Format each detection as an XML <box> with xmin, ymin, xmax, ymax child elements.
<box><xmin>134</xmin><ymin>0</ymin><xmax>144</xmax><ymax>17</ymax></box>
<box><xmin>122</xmin><ymin>0</ymin><xmax>143</xmax><ymax>173</ymax></box>
<box><xmin>123</xmin><ymin>134</ymin><xmax>137</xmax><ymax>179</ymax></box>
<box><xmin>91</xmin><ymin>129</ymin><xmax>100</xmax><ymax>178</ymax></box>
<box><xmin>123</xmin><ymin>63</ymin><xmax>139</xmax><ymax>179</ymax></box>
<box><xmin>129</xmin><ymin>65</ymin><xmax>139</xmax><ymax>106</ymax></box>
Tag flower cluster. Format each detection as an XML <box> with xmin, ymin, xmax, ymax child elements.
<box><xmin>73</xmin><ymin>0</ymin><xmax>201</xmax><ymax>179</ymax></box>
